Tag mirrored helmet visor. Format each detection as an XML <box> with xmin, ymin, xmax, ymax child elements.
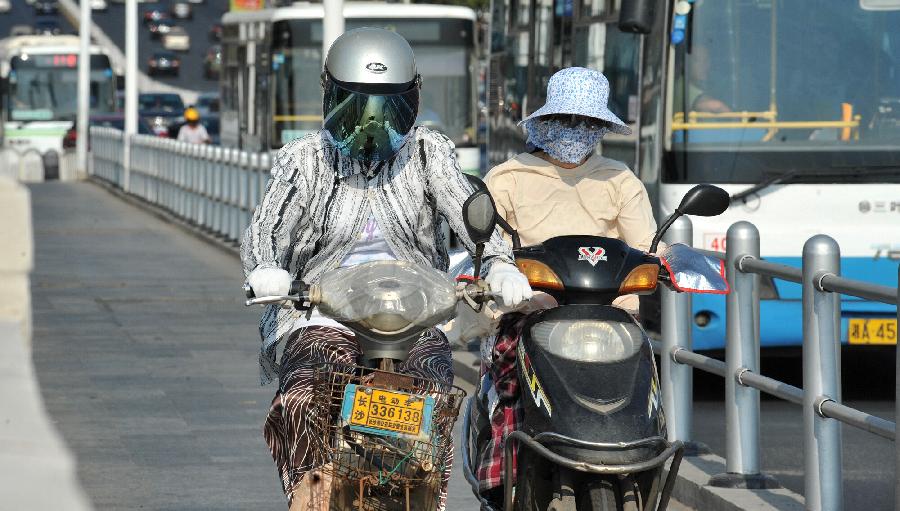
<box><xmin>323</xmin><ymin>77</ymin><xmax>419</xmax><ymax>162</ymax></box>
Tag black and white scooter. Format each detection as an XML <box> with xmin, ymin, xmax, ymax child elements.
<box><xmin>459</xmin><ymin>183</ymin><xmax>731</xmax><ymax>511</ymax></box>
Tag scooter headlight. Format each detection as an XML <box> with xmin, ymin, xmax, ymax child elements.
<box><xmin>531</xmin><ymin>320</ymin><xmax>642</xmax><ymax>363</ymax></box>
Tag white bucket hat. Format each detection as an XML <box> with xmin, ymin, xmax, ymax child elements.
<box><xmin>521</xmin><ymin>67</ymin><xmax>632</xmax><ymax>135</ymax></box>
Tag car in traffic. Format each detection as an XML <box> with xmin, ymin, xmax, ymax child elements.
<box><xmin>143</xmin><ymin>8</ymin><xmax>168</xmax><ymax>24</ymax></box>
<box><xmin>139</xmin><ymin>92</ymin><xmax>185</xmax><ymax>137</ymax></box>
<box><xmin>33</xmin><ymin>1</ymin><xmax>58</xmax><ymax>15</ymax></box>
<box><xmin>187</xmin><ymin>0</ymin><xmax>203</xmax><ymax>4</ymax></box>
<box><xmin>90</xmin><ymin>0</ymin><xmax>108</xmax><ymax>11</ymax></box>
<box><xmin>147</xmin><ymin>51</ymin><xmax>180</xmax><ymax>76</ymax></box>
<box><xmin>163</xmin><ymin>26</ymin><xmax>190</xmax><ymax>52</ymax></box>
<box><xmin>208</xmin><ymin>23</ymin><xmax>222</xmax><ymax>42</ymax></box>
<box><xmin>203</xmin><ymin>45</ymin><xmax>221</xmax><ymax>79</ymax></box>
<box><xmin>62</xmin><ymin>115</ymin><xmax>154</xmax><ymax>149</ymax></box>
<box><xmin>0</xmin><ymin>0</ymin><xmax>11</xmax><ymax>14</ymax></box>
<box><xmin>34</xmin><ymin>16</ymin><xmax>63</xmax><ymax>35</ymax></box>
<box><xmin>170</xmin><ymin>1</ymin><xmax>191</xmax><ymax>19</ymax></box>
<box><xmin>195</xmin><ymin>92</ymin><xmax>219</xmax><ymax>116</ymax></box>
<box><xmin>149</xmin><ymin>19</ymin><xmax>175</xmax><ymax>39</ymax></box>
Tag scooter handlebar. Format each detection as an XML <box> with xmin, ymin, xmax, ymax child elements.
<box><xmin>243</xmin><ymin>280</ymin><xmax>307</xmax><ymax>306</ymax></box>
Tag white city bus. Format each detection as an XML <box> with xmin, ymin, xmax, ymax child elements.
<box><xmin>220</xmin><ymin>2</ymin><xmax>483</xmax><ymax>174</ymax></box>
<box><xmin>487</xmin><ymin>0</ymin><xmax>900</xmax><ymax>350</ymax></box>
<box><xmin>0</xmin><ymin>35</ymin><xmax>117</xmax><ymax>178</ymax></box>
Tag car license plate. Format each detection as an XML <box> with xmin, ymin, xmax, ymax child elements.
<box><xmin>848</xmin><ymin>318</ymin><xmax>897</xmax><ymax>345</ymax></box>
<box><xmin>340</xmin><ymin>384</ymin><xmax>435</xmax><ymax>438</ymax></box>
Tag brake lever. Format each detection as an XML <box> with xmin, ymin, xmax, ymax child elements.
<box><xmin>245</xmin><ymin>295</ymin><xmax>302</xmax><ymax>306</ymax></box>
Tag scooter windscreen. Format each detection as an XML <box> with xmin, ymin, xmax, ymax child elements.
<box><xmin>660</xmin><ymin>243</ymin><xmax>729</xmax><ymax>294</ymax></box>
<box><xmin>323</xmin><ymin>77</ymin><xmax>419</xmax><ymax>162</ymax></box>
<box><xmin>316</xmin><ymin>260</ymin><xmax>457</xmax><ymax>340</ymax></box>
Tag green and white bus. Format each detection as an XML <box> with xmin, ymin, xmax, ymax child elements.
<box><xmin>221</xmin><ymin>2</ymin><xmax>483</xmax><ymax>174</ymax></box>
<box><xmin>0</xmin><ymin>34</ymin><xmax>117</xmax><ymax>178</ymax></box>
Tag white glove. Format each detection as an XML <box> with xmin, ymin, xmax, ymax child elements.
<box><xmin>247</xmin><ymin>267</ymin><xmax>292</xmax><ymax>297</ymax></box>
<box><xmin>485</xmin><ymin>262</ymin><xmax>533</xmax><ymax>308</ymax></box>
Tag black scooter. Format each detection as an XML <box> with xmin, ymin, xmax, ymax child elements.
<box><xmin>459</xmin><ymin>183</ymin><xmax>731</xmax><ymax>511</ymax></box>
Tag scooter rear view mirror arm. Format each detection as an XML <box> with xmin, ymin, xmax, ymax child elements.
<box><xmin>650</xmin><ymin>211</ymin><xmax>682</xmax><ymax>254</ymax></box>
<box><xmin>494</xmin><ymin>215</ymin><xmax>521</xmax><ymax>250</ymax></box>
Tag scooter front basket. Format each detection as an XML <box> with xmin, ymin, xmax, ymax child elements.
<box><xmin>304</xmin><ymin>362</ymin><xmax>466</xmax><ymax>509</ymax></box>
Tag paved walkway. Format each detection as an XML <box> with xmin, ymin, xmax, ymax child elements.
<box><xmin>29</xmin><ymin>182</ymin><xmax>480</xmax><ymax>510</ymax></box>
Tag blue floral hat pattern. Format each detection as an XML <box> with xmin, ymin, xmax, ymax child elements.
<box><xmin>521</xmin><ymin>67</ymin><xmax>632</xmax><ymax>135</ymax></box>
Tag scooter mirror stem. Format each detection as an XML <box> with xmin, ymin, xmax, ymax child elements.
<box><xmin>495</xmin><ymin>215</ymin><xmax>521</xmax><ymax>250</ymax></box>
<box><xmin>650</xmin><ymin>210</ymin><xmax>682</xmax><ymax>254</ymax></box>
<box><xmin>472</xmin><ymin>243</ymin><xmax>485</xmax><ymax>283</ymax></box>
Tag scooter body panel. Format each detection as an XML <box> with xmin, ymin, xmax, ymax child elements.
<box><xmin>516</xmin><ymin>304</ymin><xmax>667</xmax><ymax>465</ymax></box>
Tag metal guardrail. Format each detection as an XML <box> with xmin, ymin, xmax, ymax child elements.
<box><xmin>91</xmin><ymin>128</ymin><xmax>271</xmax><ymax>243</ymax></box>
<box><xmin>660</xmin><ymin>217</ymin><xmax>899</xmax><ymax>511</ymax></box>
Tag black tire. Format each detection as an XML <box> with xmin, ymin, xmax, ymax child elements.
<box><xmin>513</xmin><ymin>449</ymin><xmax>554</xmax><ymax>511</ymax></box>
<box><xmin>577</xmin><ymin>477</ymin><xmax>624</xmax><ymax>511</ymax></box>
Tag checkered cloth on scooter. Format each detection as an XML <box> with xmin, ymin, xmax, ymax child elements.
<box><xmin>474</xmin><ymin>313</ymin><xmax>528</xmax><ymax>494</ymax></box>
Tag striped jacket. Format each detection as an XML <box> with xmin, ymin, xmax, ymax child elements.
<box><xmin>240</xmin><ymin>127</ymin><xmax>514</xmax><ymax>384</ymax></box>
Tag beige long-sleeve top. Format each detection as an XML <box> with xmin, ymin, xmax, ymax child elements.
<box><xmin>485</xmin><ymin>152</ymin><xmax>657</xmax><ymax>251</ymax></box>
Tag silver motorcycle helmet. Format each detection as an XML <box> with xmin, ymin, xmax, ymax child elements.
<box><xmin>322</xmin><ymin>28</ymin><xmax>421</xmax><ymax>163</ymax></box>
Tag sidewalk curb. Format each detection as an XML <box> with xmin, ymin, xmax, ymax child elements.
<box><xmin>667</xmin><ymin>454</ymin><xmax>804</xmax><ymax>511</ymax></box>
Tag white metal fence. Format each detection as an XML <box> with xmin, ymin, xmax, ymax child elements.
<box><xmin>91</xmin><ymin>127</ymin><xmax>271</xmax><ymax>243</ymax></box>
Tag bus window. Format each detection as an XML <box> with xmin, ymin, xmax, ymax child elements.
<box><xmin>668</xmin><ymin>0</ymin><xmax>900</xmax><ymax>184</ymax></box>
<box><xmin>8</xmin><ymin>54</ymin><xmax>116</xmax><ymax>121</ymax></box>
<box><xmin>271</xmin><ymin>17</ymin><xmax>478</xmax><ymax>150</ymax></box>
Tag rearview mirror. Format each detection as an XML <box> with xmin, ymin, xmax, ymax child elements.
<box><xmin>649</xmin><ymin>184</ymin><xmax>730</xmax><ymax>253</ymax></box>
<box><xmin>462</xmin><ymin>189</ymin><xmax>498</xmax><ymax>245</ymax></box>
<box><xmin>618</xmin><ymin>0</ymin><xmax>659</xmax><ymax>34</ymax></box>
<box><xmin>677</xmin><ymin>184</ymin><xmax>730</xmax><ymax>217</ymax></box>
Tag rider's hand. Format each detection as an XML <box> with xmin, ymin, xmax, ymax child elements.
<box><xmin>247</xmin><ymin>267</ymin><xmax>292</xmax><ymax>297</ymax></box>
<box><xmin>485</xmin><ymin>262</ymin><xmax>533</xmax><ymax>308</ymax></box>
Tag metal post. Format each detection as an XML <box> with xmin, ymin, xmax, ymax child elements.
<box><xmin>123</xmin><ymin>0</ymin><xmax>138</xmax><ymax>192</ymax></box>
<box><xmin>322</xmin><ymin>0</ymin><xmax>345</xmax><ymax>59</ymax></box>
<box><xmin>802</xmin><ymin>235</ymin><xmax>843</xmax><ymax>511</ymax></box>
<box><xmin>660</xmin><ymin>216</ymin><xmax>695</xmax><ymax>446</ymax></box>
<box><xmin>710</xmin><ymin>221</ymin><xmax>777</xmax><ymax>489</ymax></box>
<box><xmin>896</xmin><ymin>264</ymin><xmax>900</xmax><ymax>511</ymax></box>
<box><xmin>76</xmin><ymin>0</ymin><xmax>91</xmax><ymax>177</ymax></box>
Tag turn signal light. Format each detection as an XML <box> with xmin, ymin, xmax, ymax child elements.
<box><xmin>619</xmin><ymin>264</ymin><xmax>659</xmax><ymax>295</ymax></box>
<box><xmin>515</xmin><ymin>259</ymin><xmax>564</xmax><ymax>291</ymax></box>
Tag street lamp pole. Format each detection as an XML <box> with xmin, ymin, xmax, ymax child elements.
<box><xmin>322</xmin><ymin>0</ymin><xmax>345</xmax><ymax>63</ymax></box>
<box><xmin>124</xmin><ymin>0</ymin><xmax>138</xmax><ymax>192</ymax></box>
<box><xmin>76</xmin><ymin>0</ymin><xmax>91</xmax><ymax>176</ymax></box>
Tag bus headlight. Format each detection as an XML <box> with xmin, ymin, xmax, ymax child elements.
<box><xmin>531</xmin><ymin>320</ymin><xmax>641</xmax><ymax>363</ymax></box>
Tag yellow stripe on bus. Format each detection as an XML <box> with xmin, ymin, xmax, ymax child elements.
<box><xmin>273</xmin><ymin>115</ymin><xmax>323</xmax><ymax>122</ymax></box>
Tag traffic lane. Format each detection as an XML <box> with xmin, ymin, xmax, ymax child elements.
<box><xmin>91</xmin><ymin>1</ymin><xmax>223</xmax><ymax>93</ymax></box>
<box><xmin>0</xmin><ymin>1</ymin><xmax>77</xmax><ymax>38</ymax></box>
<box><xmin>691</xmin><ymin>361</ymin><xmax>894</xmax><ymax>511</ymax></box>
<box><xmin>29</xmin><ymin>181</ymin><xmax>482</xmax><ymax>510</ymax></box>
<box><xmin>30</xmin><ymin>181</ymin><xmax>284</xmax><ymax>510</ymax></box>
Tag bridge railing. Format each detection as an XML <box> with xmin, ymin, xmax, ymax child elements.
<box><xmin>91</xmin><ymin>128</ymin><xmax>270</xmax><ymax>244</ymax></box>
<box><xmin>659</xmin><ymin>217</ymin><xmax>899</xmax><ymax>511</ymax></box>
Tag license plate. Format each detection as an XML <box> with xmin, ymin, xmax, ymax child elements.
<box><xmin>848</xmin><ymin>318</ymin><xmax>898</xmax><ymax>345</ymax></box>
<box><xmin>340</xmin><ymin>384</ymin><xmax>435</xmax><ymax>438</ymax></box>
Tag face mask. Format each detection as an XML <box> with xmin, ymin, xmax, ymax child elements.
<box><xmin>525</xmin><ymin>118</ymin><xmax>608</xmax><ymax>165</ymax></box>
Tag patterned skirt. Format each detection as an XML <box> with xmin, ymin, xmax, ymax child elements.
<box><xmin>263</xmin><ymin>325</ymin><xmax>455</xmax><ymax>509</ymax></box>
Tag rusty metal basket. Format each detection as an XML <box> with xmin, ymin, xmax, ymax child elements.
<box><xmin>304</xmin><ymin>362</ymin><xmax>466</xmax><ymax>511</ymax></box>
